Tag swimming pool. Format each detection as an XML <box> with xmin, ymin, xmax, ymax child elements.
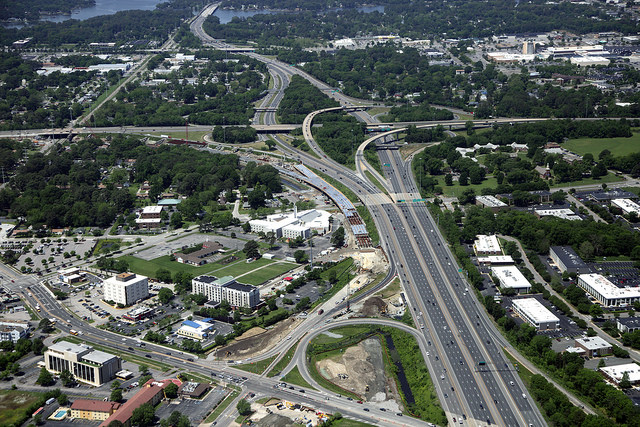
<box><xmin>51</xmin><ymin>409</ymin><xmax>68</xmax><ymax>420</ymax></box>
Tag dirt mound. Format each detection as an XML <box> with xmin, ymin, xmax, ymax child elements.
<box><xmin>252</xmin><ymin>413</ymin><xmax>297</xmax><ymax>427</ymax></box>
<box><xmin>316</xmin><ymin>337</ymin><xmax>401</xmax><ymax>407</ymax></box>
<box><xmin>216</xmin><ymin>318</ymin><xmax>299</xmax><ymax>359</ymax></box>
<box><xmin>360</xmin><ymin>296</ymin><xmax>387</xmax><ymax>317</ymax></box>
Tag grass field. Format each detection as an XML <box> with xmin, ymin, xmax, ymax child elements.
<box><xmin>281</xmin><ymin>366</ymin><xmax>315</xmax><ymax>390</ymax></box>
<box><xmin>550</xmin><ymin>172</ymin><xmax>623</xmax><ymax>188</ymax></box>
<box><xmin>564</xmin><ymin>132</ymin><xmax>640</xmax><ymax>157</ymax></box>
<box><xmin>0</xmin><ymin>390</ymin><xmax>41</xmax><ymax>427</ymax></box>
<box><xmin>267</xmin><ymin>344</ymin><xmax>298</xmax><ymax>377</ymax></box>
<box><xmin>440</xmin><ymin>176</ymin><xmax>499</xmax><ymax>197</ymax></box>
<box><xmin>148</xmin><ymin>130</ymin><xmax>211</xmax><ymax>142</ymax></box>
<box><xmin>235</xmin><ymin>355</ymin><xmax>278</xmax><ymax>375</ymax></box>
<box><xmin>119</xmin><ymin>253</ymin><xmax>295</xmax><ymax>284</ymax></box>
<box><xmin>204</xmin><ymin>390</ymin><xmax>238</xmax><ymax>423</ymax></box>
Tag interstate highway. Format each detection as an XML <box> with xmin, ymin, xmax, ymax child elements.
<box><xmin>377</xmin><ymin>147</ymin><xmax>546</xmax><ymax>427</ymax></box>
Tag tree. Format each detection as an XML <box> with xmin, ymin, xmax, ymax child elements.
<box><xmin>57</xmin><ymin>394</ymin><xmax>69</xmax><ymax>405</ymax></box>
<box><xmin>39</xmin><ymin>318</ymin><xmax>54</xmax><ymax>333</ymax></box>
<box><xmin>164</xmin><ymin>382</ymin><xmax>178</xmax><ymax>399</ymax></box>
<box><xmin>139</xmin><ymin>364</ymin><xmax>150</xmax><ymax>375</ymax></box>
<box><xmin>156</xmin><ymin>269</ymin><xmax>173</xmax><ymax>283</ymax></box>
<box><xmin>589</xmin><ymin>304</ymin><xmax>603</xmax><ymax>319</ymax></box>
<box><xmin>444</xmin><ymin>173</ymin><xmax>453</xmax><ymax>186</ymax></box>
<box><xmin>110</xmin><ymin>388</ymin><xmax>123</xmax><ymax>403</ymax></box>
<box><xmin>236</xmin><ymin>398</ymin><xmax>252</xmax><ymax>416</ymax></box>
<box><xmin>294</xmin><ymin>250</ymin><xmax>308</xmax><ymax>263</ymax></box>
<box><xmin>620</xmin><ymin>371</ymin><xmax>632</xmax><ymax>389</ymax></box>
<box><xmin>265</xmin><ymin>231</ymin><xmax>276</xmax><ymax>248</ymax></box>
<box><xmin>131</xmin><ymin>403</ymin><xmax>155</xmax><ymax>427</ymax></box>
<box><xmin>551</xmin><ymin>191</ymin><xmax>566</xmax><ymax>204</ymax></box>
<box><xmin>157</xmin><ymin>287</ymin><xmax>174</xmax><ymax>304</ymax></box>
<box><xmin>36</xmin><ymin>367</ymin><xmax>54</xmax><ymax>386</ymax></box>
<box><xmin>31</xmin><ymin>337</ymin><xmax>45</xmax><ymax>355</ymax></box>
<box><xmin>459</xmin><ymin>188</ymin><xmax>476</xmax><ymax>205</ymax></box>
<box><xmin>161</xmin><ymin>411</ymin><xmax>191</xmax><ymax>427</ymax></box>
<box><xmin>108</xmin><ymin>421</ymin><xmax>124</xmax><ymax>427</ymax></box>
<box><xmin>331</xmin><ymin>226</ymin><xmax>345</xmax><ymax>247</ymax></box>
<box><xmin>59</xmin><ymin>369</ymin><xmax>75</xmax><ymax>387</ymax></box>
<box><xmin>265</xmin><ymin>139</ymin><xmax>276</xmax><ymax>150</ymax></box>
<box><xmin>243</xmin><ymin>240</ymin><xmax>260</xmax><ymax>259</ymax></box>
<box><xmin>111</xmin><ymin>380</ymin><xmax>121</xmax><ymax>390</ymax></box>
<box><xmin>170</xmin><ymin>212</ymin><xmax>183</xmax><ymax>229</ymax></box>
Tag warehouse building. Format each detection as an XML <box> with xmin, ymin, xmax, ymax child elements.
<box><xmin>611</xmin><ymin>199</ymin><xmax>640</xmax><ymax>216</ymax></box>
<box><xmin>474</xmin><ymin>235</ymin><xmax>502</xmax><ymax>256</ymax></box>
<box><xmin>512</xmin><ymin>298</ymin><xmax>560</xmax><ymax>330</ymax></box>
<box><xmin>477</xmin><ymin>255</ymin><xmax>514</xmax><ymax>266</ymax></box>
<box><xmin>103</xmin><ymin>273</ymin><xmax>149</xmax><ymax>306</ymax></box>
<box><xmin>45</xmin><ymin>342</ymin><xmax>121</xmax><ymax>386</ymax></box>
<box><xmin>491</xmin><ymin>265</ymin><xmax>531</xmax><ymax>294</ymax></box>
<box><xmin>549</xmin><ymin>246</ymin><xmax>591</xmax><ymax>274</ymax></box>
<box><xmin>475</xmin><ymin>195</ymin><xmax>508</xmax><ymax>212</ymax></box>
<box><xmin>578</xmin><ymin>273</ymin><xmax>640</xmax><ymax>307</ymax></box>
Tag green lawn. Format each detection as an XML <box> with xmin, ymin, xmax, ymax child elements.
<box><xmin>281</xmin><ymin>366</ymin><xmax>315</xmax><ymax>390</ymax></box>
<box><xmin>147</xmin><ymin>130</ymin><xmax>211</xmax><ymax>142</ymax></box>
<box><xmin>563</xmin><ymin>132</ymin><xmax>640</xmax><ymax>157</ymax></box>
<box><xmin>0</xmin><ymin>390</ymin><xmax>41</xmax><ymax>427</ymax></box>
<box><xmin>440</xmin><ymin>176</ymin><xmax>498</xmax><ymax>197</ymax></box>
<box><xmin>550</xmin><ymin>172</ymin><xmax>623</xmax><ymax>188</ymax></box>
<box><xmin>267</xmin><ymin>344</ymin><xmax>298</xmax><ymax>377</ymax></box>
<box><xmin>118</xmin><ymin>253</ymin><xmax>295</xmax><ymax>283</ymax></box>
<box><xmin>204</xmin><ymin>390</ymin><xmax>239</xmax><ymax>423</ymax></box>
<box><xmin>235</xmin><ymin>355</ymin><xmax>278</xmax><ymax>375</ymax></box>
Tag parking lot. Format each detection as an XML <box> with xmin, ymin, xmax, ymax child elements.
<box><xmin>590</xmin><ymin>261</ymin><xmax>640</xmax><ymax>288</ymax></box>
<box><xmin>16</xmin><ymin>239</ymin><xmax>96</xmax><ymax>273</ymax></box>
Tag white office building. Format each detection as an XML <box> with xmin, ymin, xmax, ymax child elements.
<box><xmin>512</xmin><ymin>298</ymin><xmax>559</xmax><ymax>330</ymax></box>
<box><xmin>611</xmin><ymin>199</ymin><xmax>640</xmax><ymax>216</ymax></box>
<box><xmin>473</xmin><ymin>235</ymin><xmax>502</xmax><ymax>256</ymax></box>
<box><xmin>177</xmin><ymin>320</ymin><xmax>214</xmax><ymax>340</ymax></box>
<box><xmin>103</xmin><ymin>273</ymin><xmax>149</xmax><ymax>306</ymax></box>
<box><xmin>491</xmin><ymin>265</ymin><xmax>531</xmax><ymax>293</ymax></box>
<box><xmin>250</xmin><ymin>207</ymin><xmax>331</xmax><ymax>239</ymax></box>
<box><xmin>534</xmin><ymin>208</ymin><xmax>581</xmax><ymax>221</ymax></box>
<box><xmin>192</xmin><ymin>275</ymin><xmax>260</xmax><ymax>308</ymax></box>
<box><xmin>578</xmin><ymin>273</ymin><xmax>640</xmax><ymax>307</ymax></box>
<box><xmin>476</xmin><ymin>195</ymin><xmax>508</xmax><ymax>211</ymax></box>
<box><xmin>600</xmin><ymin>363</ymin><xmax>640</xmax><ymax>386</ymax></box>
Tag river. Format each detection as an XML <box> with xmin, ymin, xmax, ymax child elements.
<box><xmin>213</xmin><ymin>5</ymin><xmax>384</xmax><ymax>24</ymax></box>
<box><xmin>41</xmin><ymin>0</ymin><xmax>165</xmax><ymax>23</ymax></box>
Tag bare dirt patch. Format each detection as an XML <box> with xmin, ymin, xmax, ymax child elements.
<box><xmin>360</xmin><ymin>296</ymin><xmax>388</xmax><ymax>317</ymax></box>
<box><xmin>215</xmin><ymin>318</ymin><xmax>300</xmax><ymax>359</ymax></box>
<box><xmin>315</xmin><ymin>337</ymin><xmax>402</xmax><ymax>409</ymax></box>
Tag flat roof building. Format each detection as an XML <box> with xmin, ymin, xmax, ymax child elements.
<box><xmin>177</xmin><ymin>319</ymin><xmax>214</xmax><ymax>340</ymax></box>
<box><xmin>512</xmin><ymin>298</ymin><xmax>560</xmax><ymax>330</ymax></box>
<box><xmin>534</xmin><ymin>208</ymin><xmax>581</xmax><ymax>221</ymax></box>
<box><xmin>600</xmin><ymin>363</ymin><xmax>640</xmax><ymax>386</ymax></box>
<box><xmin>611</xmin><ymin>199</ymin><xmax>640</xmax><ymax>216</ymax></box>
<box><xmin>103</xmin><ymin>273</ymin><xmax>149</xmax><ymax>307</ymax></box>
<box><xmin>550</xmin><ymin>246</ymin><xmax>591</xmax><ymax>274</ymax></box>
<box><xmin>178</xmin><ymin>381</ymin><xmax>210</xmax><ymax>398</ymax></box>
<box><xmin>192</xmin><ymin>275</ymin><xmax>260</xmax><ymax>308</ymax></box>
<box><xmin>71</xmin><ymin>399</ymin><xmax>121</xmax><ymax>421</ymax></box>
<box><xmin>175</xmin><ymin>241</ymin><xmax>223</xmax><ymax>266</ymax></box>
<box><xmin>45</xmin><ymin>342</ymin><xmax>121</xmax><ymax>387</ymax></box>
<box><xmin>249</xmin><ymin>207</ymin><xmax>331</xmax><ymax>239</ymax></box>
<box><xmin>477</xmin><ymin>255</ymin><xmax>514</xmax><ymax>266</ymax></box>
<box><xmin>476</xmin><ymin>195</ymin><xmax>508</xmax><ymax>212</ymax></box>
<box><xmin>474</xmin><ymin>235</ymin><xmax>502</xmax><ymax>256</ymax></box>
<box><xmin>575</xmin><ymin>336</ymin><xmax>612</xmax><ymax>357</ymax></box>
<box><xmin>578</xmin><ymin>273</ymin><xmax>640</xmax><ymax>307</ymax></box>
<box><xmin>491</xmin><ymin>265</ymin><xmax>531</xmax><ymax>294</ymax></box>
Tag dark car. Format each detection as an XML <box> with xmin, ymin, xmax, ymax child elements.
<box><xmin>145</xmin><ymin>354</ymin><xmax>152</xmax><ymax>358</ymax></box>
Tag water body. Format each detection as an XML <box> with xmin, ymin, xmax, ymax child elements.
<box><xmin>213</xmin><ymin>5</ymin><xmax>384</xmax><ymax>24</ymax></box>
<box><xmin>41</xmin><ymin>0</ymin><xmax>165</xmax><ymax>23</ymax></box>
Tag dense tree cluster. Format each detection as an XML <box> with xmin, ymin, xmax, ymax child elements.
<box><xmin>312</xmin><ymin>115</ymin><xmax>365</xmax><ymax>165</ymax></box>
<box><xmin>277</xmin><ymin>75</ymin><xmax>339</xmax><ymax>124</ymax></box>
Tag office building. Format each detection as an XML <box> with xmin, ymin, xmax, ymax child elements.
<box><xmin>512</xmin><ymin>298</ymin><xmax>559</xmax><ymax>330</ymax></box>
<box><xmin>477</xmin><ymin>255</ymin><xmax>514</xmax><ymax>266</ymax></box>
<box><xmin>600</xmin><ymin>363</ymin><xmax>640</xmax><ymax>386</ymax></box>
<box><xmin>45</xmin><ymin>342</ymin><xmax>121</xmax><ymax>387</ymax></box>
<box><xmin>250</xmin><ymin>207</ymin><xmax>332</xmax><ymax>238</ymax></box>
<box><xmin>522</xmin><ymin>41</ymin><xmax>536</xmax><ymax>54</ymax></box>
<box><xmin>135</xmin><ymin>205</ymin><xmax>163</xmax><ymax>229</ymax></box>
<box><xmin>534</xmin><ymin>208</ymin><xmax>581</xmax><ymax>221</ymax></box>
<box><xmin>473</xmin><ymin>235</ymin><xmax>502</xmax><ymax>256</ymax></box>
<box><xmin>175</xmin><ymin>241</ymin><xmax>223</xmax><ymax>266</ymax></box>
<box><xmin>491</xmin><ymin>265</ymin><xmax>531</xmax><ymax>294</ymax></box>
<box><xmin>192</xmin><ymin>275</ymin><xmax>260</xmax><ymax>308</ymax></box>
<box><xmin>578</xmin><ymin>273</ymin><xmax>640</xmax><ymax>307</ymax></box>
<box><xmin>103</xmin><ymin>273</ymin><xmax>149</xmax><ymax>306</ymax></box>
<box><xmin>611</xmin><ymin>199</ymin><xmax>640</xmax><ymax>216</ymax></box>
<box><xmin>70</xmin><ymin>400</ymin><xmax>121</xmax><ymax>421</ymax></box>
<box><xmin>475</xmin><ymin>195</ymin><xmax>508</xmax><ymax>212</ymax></box>
<box><xmin>575</xmin><ymin>337</ymin><xmax>612</xmax><ymax>357</ymax></box>
<box><xmin>549</xmin><ymin>246</ymin><xmax>591</xmax><ymax>274</ymax></box>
